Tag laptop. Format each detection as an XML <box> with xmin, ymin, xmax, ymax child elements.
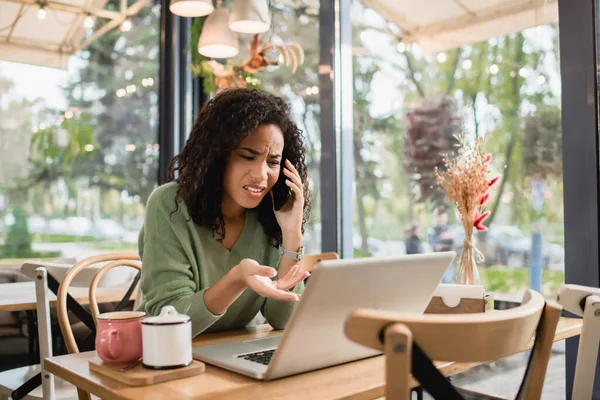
<box><xmin>192</xmin><ymin>252</ymin><xmax>455</xmax><ymax>380</ymax></box>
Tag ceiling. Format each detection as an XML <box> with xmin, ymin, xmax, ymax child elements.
<box><xmin>0</xmin><ymin>0</ymin><xmax>150</xmax><ymax>69</ymax></box>
<box><xmin>0</xmin><ymin>0</ymin><xmax>559</xmax><ymax>69</ymax></box>
<box><xmin>362</xmin><ymin>0</ymin><xmax>558</xmax><ymax>54</ymax></box>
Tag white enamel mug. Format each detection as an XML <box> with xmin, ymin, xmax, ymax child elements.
<box><xmin>141</xmin><ymin>305</ymin><xmax>192</xmax><ymax>369</ymax></box>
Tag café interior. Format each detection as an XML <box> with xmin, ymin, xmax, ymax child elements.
<box><xmin>0</xmin><ymin>0</ymin><xmax>599</xmax><ymax>399</ymax></box>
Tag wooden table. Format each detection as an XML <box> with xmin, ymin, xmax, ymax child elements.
<box><xmin>45</xmin><ymin>317</ymin><xmax>582</xmax><ymax>400</ymax></box>
<box><xmin>0</xmin><ymin>281</ymin><xmax>136</xmax><ymax>312</ymax></box>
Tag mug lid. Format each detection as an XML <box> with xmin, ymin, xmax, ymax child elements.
<box><xmin>142</xmin><ymin>305</ymin><xmax>190</xmax><ymax>325</ymax></box>
<box><xmin>97</xmin><ymin>311</ymin><xmax>146</xmax><ymax>320</ymax></box>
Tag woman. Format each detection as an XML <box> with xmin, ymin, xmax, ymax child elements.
<box><xmin>138</xmin><ymin>88</ymin><xmax>311</xmax><ymax>336</ymax></box>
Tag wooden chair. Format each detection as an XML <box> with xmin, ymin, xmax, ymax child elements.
<box><xmin>56</xmin><ymin>253</ymin><xmax>141</xmax><ymax>400</ymax></box>
<box><xmin>557</xmin><ymin>283</ymin><xmax>600</xmax><ymax>399</ymax></box>
<box><xmin>344</xmin><ymin>289</ymin><xmax>561</xmax><ymax>400</ymax></box>
<box><xmin>0</xmin><ymin>266</ymin><xmax>78</xmax><ymax>400</ymax></box>
<box><xmin>56</xmin><ymin>252</ymin><xmax>141</xmax><ymax>353</ymax></box>
<box><xmin>298</xmin><ymin>252</ymin><xmax>339</xmax><ymax>273</ymax></box>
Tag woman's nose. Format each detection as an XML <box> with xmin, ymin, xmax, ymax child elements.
<box><xmin>251</xmin><ymin>162</ymin><xmax>270</xmax><ymax>181</ymax></box>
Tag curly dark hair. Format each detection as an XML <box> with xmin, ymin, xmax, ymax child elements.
<box><xmin>167</xmin><ymin>88</ymin><xmax>311</xmax><ymax>247</ymax></box>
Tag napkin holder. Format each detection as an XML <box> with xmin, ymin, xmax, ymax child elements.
<box><xmin>425</xmin><ymin>284</ymin><xmax>492</xmax><ymax>314</ymax></box>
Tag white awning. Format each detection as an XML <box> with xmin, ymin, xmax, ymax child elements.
<box><xmin>0</xmin><ymin>0</ymin><xmax>151</xmax><ymax>69</ymax></box>
<box><xmin>363</xmin><ymin>0</ymin><xmax>558</xmax><ymax>54</ymax></box>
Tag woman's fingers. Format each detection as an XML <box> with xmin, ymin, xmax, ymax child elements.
<box><xmin>283</xmin><ymin>166</ymin><xmax>301</xmax><ymax>185</ymax></box>
<box><xmin>285</xmin><ymin>180</ymin><xmax>304</xmax><ymax>202</ymax></box>
<box><xmin>278</xmin><ymin>267</ymin><xmax>310</xmax><ymax>291</ymax></box>
<box><xmin>278</xmin><ymin>272</ymin><xmax>309</xmax><ymax>291</ymax></box>
<box><xmin>246</xmin><ymin>277</ymin><xmax>300</xmax><ymax>301</ymax></box>
<box><xmin>285</xmin><ymin>159</ymin><xmax>301</xmax><ymax>179</ymax></box>
<box><xmin>256</xmin><ymin>266</ymin><xmax>277</xmax><ymax>278</ymax></box>
<box><xmin>282</xmin><ymin>265</ymin><xmax>299</xmax><ymax>279</ymax></box>
<box><xmin>279</xmin><ymin>265</ymin><xmax>300</xmax><ymax>283</ymax></box>
<box><xmin>242</xmin><ymin>261</ymin><xmax>305</xmax><ymax>301</ymax></box>
<box><xmin>243</xmin><ymin>260</ymin><xmax>277</xmax><ymax>278</ymax></box>
<box><xmin>283</xmin><ymin>168</ymin><xmax>303</xmax><ymax>195</ymax></box>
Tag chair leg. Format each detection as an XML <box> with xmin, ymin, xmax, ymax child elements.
<box><xmin>572</xmin><ymin>296</ymin><xmax>600</xmax><ymax>400</ymax></box>
<box><xmin>384</xmin><ymin>323</ymin><xmax>413</xmax><ymax>400</ymax></box>
<box><xmin>10</xmin><ymin>372</ymin><xmax>42</xmax><ymax>400</ymax></box>
<box><xmin>77</xmin><ymin>388</ymin><xmax>91</xmax><ymax>400</ymax></box>
<box><xmin>520</xmin><ymin>302</ymin><xmax>561</xmax><ymax>400</ymax></box>
<box><xmin>412</xmin><ymin>387</ymin><xmax>424</xmax><ymax>400</ymax></box>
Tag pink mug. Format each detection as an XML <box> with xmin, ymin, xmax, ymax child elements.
<box><xmin>95</xmin><ymin>311</ymin><xmax>145</xmax><ymax>364</ymax></box>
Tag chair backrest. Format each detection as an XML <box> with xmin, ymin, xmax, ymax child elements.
<box><xmin>298</xmin><ymin>252</ymin><xmax>339</xmax><ymax>273</ymax></box>
<box><xmin>21</xmin><ymin>261</ymin><xmax>73</xmax><ymax>281</ymax></box>
<box><xmin>557</xmin><ymin>284</ymin><xmax>600</xmax><ymax>399</ymax></box>
<box><xmin>345</xmin><ymin>289</ymin><xmax>562</xmax><ymax>400</ymax></box>
<box><xmin>56</xmin><ymin>252</ymin><xmax>141</xmax><ymax>355</ymax></box>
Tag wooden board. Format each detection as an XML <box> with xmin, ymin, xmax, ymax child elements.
<box><xmin>89</xmin><ymin>357</ymin><xmax>205</xmax><ymax>386</ymax></box>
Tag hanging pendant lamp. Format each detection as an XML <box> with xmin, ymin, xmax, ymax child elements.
<box><xmin>198</xmin><ymin>3</ymin><xmax>239</xmax><ymax>58</ymax></box>
<box><xmin>228</xmin><ymin>0</ymin><xmax>270</xmax><ymax>34</ymax></box>
<box><xmin>169</xmin><ymin>0</ymin><xmax>213</xmax><ymax>17</ymax></box>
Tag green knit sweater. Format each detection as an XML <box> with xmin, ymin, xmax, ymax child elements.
<box><xmin>138</xmin><ymin>182</ymin><xmax>304</xmax><ymax>336</ymax></box>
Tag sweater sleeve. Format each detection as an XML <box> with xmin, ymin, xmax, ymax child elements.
<box><xmin>140</xmin><ymin>192</ymin><xmax>223</xmax><ymax>336</ymax></box>
<box><xmin>261</xmin><ymin>280</ymin><xmax>305</xmax><ymax>330</ymax></box>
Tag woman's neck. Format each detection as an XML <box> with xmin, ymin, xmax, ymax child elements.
<box><xmin>221</xmin><ymin>196</ymin><xmax>246</xmax><ymax>224</ymax></box>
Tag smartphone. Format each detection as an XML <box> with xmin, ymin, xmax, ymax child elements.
<box><xmin>272</xmin><ymin>160</ymin><xmax>291</xmax><ymax>211</ymax></box>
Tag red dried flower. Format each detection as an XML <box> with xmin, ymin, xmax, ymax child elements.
<box><xmin>479</xmin><ymin>192</ymin><xmax>490</xmax><ymax>206</ymax></box>
<box><xmin>488</xmin><ymin>176</ymin><xmax>500</xmax><ymax>187</ymax></box>
<box><xmin>474</xmin><ymin>211</ymin><xmax>491</xmax><ymax>231</ymax></box>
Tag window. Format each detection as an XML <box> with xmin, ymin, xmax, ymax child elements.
<box><xmin>192</xmin><ymin>3</ymin><xmax>321</xmax><ymax>254</ymax></box>
<box><xmin>0</xmin><ymin>3</ymin><xmax>160</xmax><ymax>276</ymax></box>
<box><xmin>258</xmin><ymin>4</ymin><xmax>321</xmax><ymax>254</ymax></box>
<box><xmin>349</xmin><ymin>1</ymin><xmax>565</xmax><ymax>397</ymax></box>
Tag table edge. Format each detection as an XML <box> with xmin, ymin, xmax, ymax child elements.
<box><xmin>45</xmin><ymin>357</ymin><xmax>130</xmax><ymax>400</ymax></box>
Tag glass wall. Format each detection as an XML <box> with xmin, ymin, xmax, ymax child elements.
<box><xmin>191</xmin><ymin>2</ymin><xmax>321</xmax><ymax>254</ymax></box>
<box><xmin>258</xmin><ymin>2</ymin><xmax>321</xmax><ymax>255</ymax></box>
<box><xmin>349</xmin><ymin>1</ymin><xmax>565</xmax><ymax>397</ymax></box>
<box><xmin>0</xmin><ymin>3</ymin><xmax>160</xmax><ymax>273</ymax></box>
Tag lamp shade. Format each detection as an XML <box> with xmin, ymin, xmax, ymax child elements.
<box><xmin>169</xmin><ymin>0</ymin><xmax>213</xmax><ymax>17</ymax></box>
<box><xmin>198</xmin><ymin>7</ymin><xmax>239</xmax><ymax>58</ymax></box>
<box><xmin>229</xmin><ymin>0</ymin><xmax>270</xmax><ymax>34</ymax></box>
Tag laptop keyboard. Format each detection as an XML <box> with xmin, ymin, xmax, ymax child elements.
<box><xmin>237</xmin><ymin>349</ymin><xmax>276</xmax><ymax>365</ymax></box>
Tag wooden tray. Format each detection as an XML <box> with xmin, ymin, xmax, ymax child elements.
<box><xmin>89</xmin><ymin>356</ymin><xmax>205</xmax><ymax>386</ymax></box>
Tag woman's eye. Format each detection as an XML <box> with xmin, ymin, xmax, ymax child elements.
<box><xmin>240</xmin><ymin>155</ymin><xmax>253</xmax><ymax>161</ymax></box>
<box><xmin>269</xmin><ymin>161</ymin><xmax>280</xmax><ymax>166</ymax></box>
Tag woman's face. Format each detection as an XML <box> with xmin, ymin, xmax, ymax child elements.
<box><xmin>223</xmin><ymin>124</ymin><xmax>285</xmax><ymax>211</ymax></box>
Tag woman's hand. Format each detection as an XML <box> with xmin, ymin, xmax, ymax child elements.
<box><xmin>272</xmin><ymin>159</ymin><xmax>304</xmax><ymax>238</ymax></box>
<box><xmin>235</xmin><ymin>259</ymin><xmax>309</xmax><ymax>301</ymax></box>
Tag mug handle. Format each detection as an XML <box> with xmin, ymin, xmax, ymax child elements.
<box><xmin>106</xmin><ymin>329</ymin><xmax>120</xmax><ymax>360</ymax></box>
